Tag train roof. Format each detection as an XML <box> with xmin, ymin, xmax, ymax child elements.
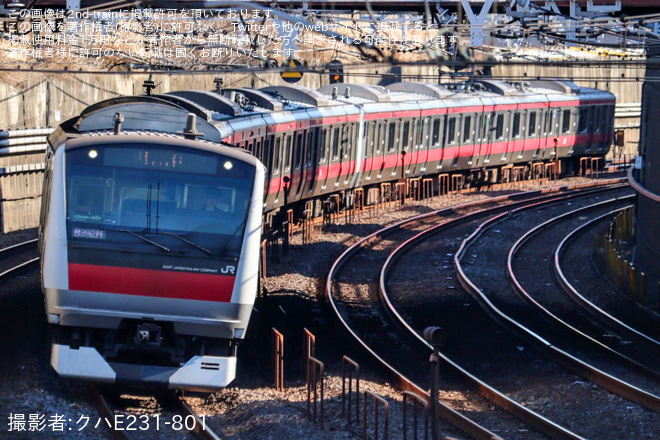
<box><xmin>51</xmin><ymin>79</ymin><xmax>614</xmax><ymax>145</ymax></box>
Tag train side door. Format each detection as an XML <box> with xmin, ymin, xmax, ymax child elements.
<box><xmin>301</xmin><ymin>127</ymin><xmax>317</xmax><ymax>196</ymax></box>
<box><xmin>523</xmin><ymin>109</ymin><xmax>538</xmax><ymax>162</ymax></box>
<box><xmin>417</xmin><ymin>116</ymin><xmax>431</xmax><ymax>174</ymax></box>
<box><xmin>290</xmin><ymin>130</ymin><xmax>305</xmax><ymax>200</ymax></box>
<box><xmin>362</xmin><ymin>120</ymin><xmax>376</xmax><ymax>183</ymax></box>
<box><xmin>341</xmin><ymin>123</ymin><xmax>356</xmax><ymax>188</ymax></box>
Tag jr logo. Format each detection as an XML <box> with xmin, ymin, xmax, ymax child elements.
<box><xmin>221</xmin><ymin>265</ymin><xmax>236</xmax><ymax>275</ymax></box>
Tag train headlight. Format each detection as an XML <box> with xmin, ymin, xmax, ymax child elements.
<box><xmin>88</xmin><ymin>149</ymin><xmax>98</xmax><ymax>159</ymax></box>
<box><xmin>223</xmin><ymin>160</ymin><xmax>233</xmax><ymax>170</ymax></box>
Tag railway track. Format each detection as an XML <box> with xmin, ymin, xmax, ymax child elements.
<box><xmin>325</xmin><ymin>179</ymin><xmax>631</xmax><ymax>440</ymax></box>
<box><xmin>554</xmin><ymin>212</ymin><xmax>660</xmax><ymax>352</ymax></box>
<box><xmin>0</xmin><ymin>238</ymin><xmax>39</xmax><ymax>283</ymax></box>
<box><xmin>90</xmin><ymin>386</ymin><xmax>222</xmax><ymax>440</ymax></box>
<box><xmin>455</xmin><ymin>186</ymin><xmax>660</xmax><ymax>410</ymax></box>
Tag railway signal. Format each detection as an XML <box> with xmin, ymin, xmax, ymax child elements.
<box><xmin>328</xmin><ymin>59</ymin><xmax>344</xmax><ymax>84</ymax></box>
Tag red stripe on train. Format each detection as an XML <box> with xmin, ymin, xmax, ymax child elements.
<box><xmin>68</xmin><ymin>263</ymin><xmax>235</xmax><ymax>302</ymax></box>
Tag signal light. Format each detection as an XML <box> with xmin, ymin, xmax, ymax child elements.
<box><xmin>328</xmin><ymin>59</ymin><xmax>343</xmax><ymax>84</ymax></box>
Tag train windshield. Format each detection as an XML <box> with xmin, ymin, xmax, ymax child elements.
<box><xmin>65</xmin><ymin>143</ymin><xmax>255</xmax><ymax>257</ymax></box>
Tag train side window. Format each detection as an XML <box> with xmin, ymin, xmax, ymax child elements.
<box><xmin>561</xmin><ymin>109</ymin><xmax>571</xmax><ymax>134</ymax></box>
<box><xmin>495</xmin><ymin>113</ymin><xmax>504</xmax><ymax>140</ymax></box>
<box><xmin>512</xmin><ymin>112</ymin><xmax>521</xmax><ymax>138</ymax></box>
<box><xmin>431</xmin><ymin>118</ymin><xmax>441</xmax><ymax>147</ymax></box>
<box><xmin>462</xmin><ymin>116</ymin><xmax>472</xmax><ymax>143</ymax></box>
<box><xmin>528</xmin><ymin>112</ymin><xmax>537</xmax><ymax>136</ymax></box>
<box><xmin>578</xmin><ymin>108</ymin><xmax>589</xmax><ymax>133</ymax></box>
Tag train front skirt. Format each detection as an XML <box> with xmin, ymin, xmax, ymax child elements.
<box><xmin>51</xmin><ymin>344</ymin><xmax>236</xmax><ymax>390</ymax></box>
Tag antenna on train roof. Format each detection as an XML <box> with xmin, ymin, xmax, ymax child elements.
<box><xmin>143</xmin><ymin>74</ymin><xmax>156</xmax><ymax>96</ymax></box>
<box><xmin>177</xmin><ymin>113</ymin><xmax>204</xmax><ymax>140</ymax></box>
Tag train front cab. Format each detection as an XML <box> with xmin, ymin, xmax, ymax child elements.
<box><xmin>40</xmin><ymin>134</ymin><xmax>264</xmax><ymax>391</ymax></box>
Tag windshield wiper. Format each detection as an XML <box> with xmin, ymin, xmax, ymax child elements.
<box><xmin>218</xmin><ymin>215</ymin><xmax>249</xmax><ymax>258</ymax></box>
<box><xmin>108</xmin><ymin>229</ymin><xmax>170</xmax><ymax>253</ymax></box>
<box><xmin>160</xmin><ymin>232</ymin><xmax>212</xmax><ymax>255</ymax></box>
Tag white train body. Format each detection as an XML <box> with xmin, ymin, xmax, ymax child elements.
<box><xmin>40</xmin><ymin>133</ymin><xmax>264</xmax><ymax>390</ymax></box>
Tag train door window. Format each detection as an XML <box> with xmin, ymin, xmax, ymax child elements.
<box><xmin>561</xmin><ymin>109</ymin><xmax>571</xmax><ymax>134</ymax></box>
<box><xmin>512</xmin><ymin>112</ymin><xmax>521</xmax><ymax>138</ymax></box>
<box><xmin>462</xmin><ymin>115</ymin><xmax>472</xmax><ymax>144</ymax></box>
<box><xmin>283</xmin><ymin>135</ymin><xmax>292</xmax><ymax>172</ymax></box>
<box><xmin>305</xmin><ymin>129</ymin><xmax>315</xmax><ymax>167</ymax></box>
<box><xmin>318</xmin><ymin>129</ymin><xmax>327</xmax><ymax>163</ymax></box>
<box><xmin>366</xmin><ymin>121</ymin><xmax>375</xmax><ymax>156</ymax></box>
<box><xmin>528</xmin><ymin>112</ymin><xmax>537</xmax><ymax>136</ymax></box>
<box><xmin>495</xmin><ymin>113</ymin><xmax>504</xmax><ymax>140</ymax></box>
<box><xmin>421</xmin><ymin>117</ymin><xmax>430</xmax><ymax>146</ymax></box>
<box><xmin>478</xmin><ymin>114</ymin><xmax>489</xmax><ymax>141</ymax></box>
<box><xmin>331</xmin><ymin>127</ymin><xmax>341</xmax><ymax>160</ymax></box>
<box><xmin>272</xmin><ymin>137</ymin><xmax>281</xmax><ymax>174</ymax></box>
<box><xmin>376</xmin><ymin>122</ymin><xmax>384</xmax><ymax>154</ymax></box>
<box><xmin>402</xmin><ymin>120</ymin><xmax>410</xmax><ymax>151</ymax></box>
<box><xmin>445</xmin><ymin>117</ymin><xmax>457</xmax><ymax>145</ymax></box>
<box><xmin>431</xmin><ymin>118</ymin><xmax>441</xmax><ymax>147</ymax></box>
<box><xmin>295</xmin><ymin>132</ymin><xmax>304</xmax><ymax>169</ymax></box>
<box><xmin>594</xmin><ymin>107</ymin><xmax>602</xmax><ymax>133</ymax></box>
<box><xmin>387</xmin><ymin>121</ymin><xmax>397</xmax><ymax>153</ymax></box>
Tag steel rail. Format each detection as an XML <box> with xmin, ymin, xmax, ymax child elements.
<box><xmin>0</xmin><ymin>238</ymin><xmax>38</xmax><ymax>257</ymax></box>
<box><xmin>175</xmin><ymin>395</ymin><xmax>224</xmax><ymax>440</ymax></box>
<box><xmin>554</xmin><ymin>210</ymin><xmax>660</xmax><ymax>352</ymax></box>
<box><xmin>378</xmin><ymin>203</ymin><xmax>594</xmax><ymax>440</ymax></box>
<box><xmin>456</xmin><ymin>189</ymin><xmax>660</xmax><ymax>413</ymax></box>
<box><xmin>89</xmin><ymin>386</ymin><xmax>133</xmax><ymax>440</ymax></box>
<box><xmin>507</xmin><ymin>197</ymin><xmax>660</xmax><ymax>384</ymax></box>
<box><xmin>326</xmin><ymin>179</ymin><xmax>626</xmax><ymax>440</ymax></box>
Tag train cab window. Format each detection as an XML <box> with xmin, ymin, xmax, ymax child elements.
<box><xmin>512</xmin><ymin>113</ymin><xmax>521</xmax><ymax>138</ymax></box>
<box><xmin>561</xmin><ymin>109</ymin><xmax>571</xmax><ymax>134</ymax></box>
<box><xmin>65</xmin><ymin>145</ymin><xmax>256</xmax><ymax>256</ymax></box>
<box><xmin>462</xmin><ymin>116</ymin><xmax>472</xmax><ymax>143</ymax></box>
<box><xmin>495</xmin><ymin>114</ymin><xmax>504</xmax><ymax>140</ymax></box>
<box><xmin>445</xmin><ymin>117</ymin><xmax>457</xmax><ymax>145</ymax></box>
<box><xmin>528</xmin><ymin>112</ymin><xmax>537</xmax><ymax>136</ymax></box>
<box><xmin>431</xmin><ymin>118</ymin><xmax>441</xmax><ymax>147</ymax></box>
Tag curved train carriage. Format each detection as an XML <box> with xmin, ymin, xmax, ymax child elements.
<box><xmin>39</xmin><ymin>79</ymin><xmax>614</xmax><ymax>390</ymax></box>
